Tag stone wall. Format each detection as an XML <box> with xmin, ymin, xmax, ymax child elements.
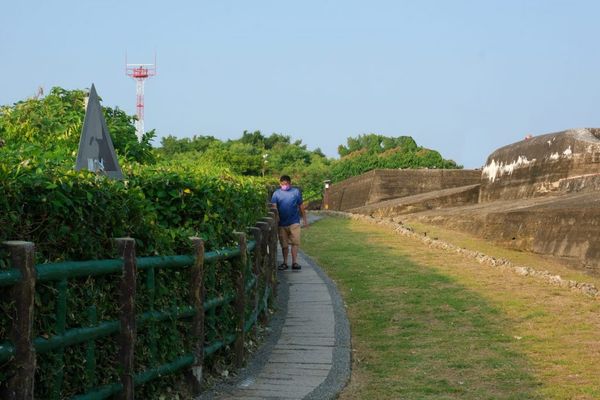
<box><xmin>329</xmin><ymin>128</ymin><xmax>600</xmax><ymax>271</ymax></box>
<box><xmin>352</xmin><ymin>184</ymin><xmax>481</xmax><ymax>217</ymax></box>
<box><xmin>327</xmin><ymin>170</ymin><xmax>377</xmax><ymax>211</ymax></box>
<box><xmin>326</xmin><ymin>169</ymin><xmax>481</xmax><ymax>211</ymax></box>
<box><xmin>410</xmin><ymin>191</ymin><xmax>600</xmax><ymax>271</ymax></box>
<box><xmin>369</xmin><ymin>169</ymin><xmax>481</xmax><ymax>204</ymax></box>
<box><xmin>480</xmin><ymin>128</ymin><xmax>600</xmax><ymax>202</ymax></box>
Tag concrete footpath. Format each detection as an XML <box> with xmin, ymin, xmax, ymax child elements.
<box><xmin>200</xmin><ymin>217</ymin><xmax>351</xmax><ymax>400</ymax></box>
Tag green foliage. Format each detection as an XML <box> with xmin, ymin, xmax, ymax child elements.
<box><xmin>0</xmin><ymin>87</ymin><xmax>83</xmax><ymax>147</ymax></box>
<box><xmin>266</xmin><ymin>141</ymin><xmax>312</xmax><ymax>172</ymax></box>
<box><xmin>157</xmin><ymin>131</ymin><xmax>460</xmax><ymax>202</ymax></box>
<box><xmin>0</xmin><ymin>152</ymin><xmax>266</xmax><ymax>398</ymax></box>
<box><xmin>128</xmin><ymin>160</ymin><xmax>267</xmax><ymax>250</ymax></box>
<box><xmin>0</xmin><ymin>86</ymin><xmax>155</xmax><ymax>164</ymax></box>
<box><xmin>238</xmin><ymin>130</ymin><xmax>293</xmax><ymax>150</ymax></box>
<box><xmin>0</xmin><ymin>156</ymin><xmax>266</xmax><ymax>260</ymax></box>
<box><xmin>280</xmin><ymin>153</ymin><xmax>331</xmax><ymax>201</ymax></box>
<box><xmin>0</xmin><ymin>84</ymin><xmax>464</xmax><ymax>397</ymax></box>
<box><xmin>0</xmin><ymin>87</ymin><xmax>270</xmax><ymax>398</ymax></box>
<box><xmin>331</xmin><ymin>134</ymin><xmax>461</xmax><ymax>182</ymax></box>
<box><xmin>104</xmin><ymin>107</ymin><xmax>156</xmax><ymax>165</ymax></box>
<box><xmin>159</xmin><ymin>134</ymin><xmax>219</xmax><ymax>156</ymax></box>
<box><xmin>156</xmin><ymin>130</ymin><xmax>329</xmax><ymax>201</ymax></box>
<box><xmin>215</xmin><ymin>141</ymin><xmax>264</xmax><ymax>176</ymax></box>
<box><xmin>337</xmin><ymin>133</ymin><xmax>418</xmax><ymax>156</ymax></box>
<box><xmin>0</xmin><ymin>160</ymin><xmax>154</xmax><ymax>263</ymax></box>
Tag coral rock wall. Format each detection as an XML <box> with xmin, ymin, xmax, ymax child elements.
<box><xmin>327</xmin><ymin>169</ymin><xmax>480</xmax><ymax>211</ymax></box>
<box><xmin>480</xmin><ymin>128</ymin><xmax>600</xmax><ymax>202</ymax></box>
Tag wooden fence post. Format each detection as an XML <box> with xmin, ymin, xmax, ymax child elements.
<box><xmin>259</xmin><ymin>217</ymin><xmax>275</xmax><ymax>300</ymax></box>
<box><xmin>115</xmin><ymin>238</ymin><xmax>136</xmax><ymax>400</ymax></box>
<box><xmin>233</xmin><ymin>232</ymin><xmax>247</xmax><ymax>368</ymax></box>
<box><xmin>267</xmin><ymin>211</ymin><xmax>279</xmax><ymax>298</ymax></box>
<box><xmin>259</xmin><ymin>219</ymin><xmax>272</xmax><ymax>270</ymax></box>
<box><xmin>269</xmin><ymin>207</ymin><xmax>279</xmax><ymax>225</ymax></box>
<box><xmin>249</xmin><ymin>226</ymin><xmax>262</xmax><ymax>336</ymax></box>
<box><xmin>255</xmin><ymin>222</ymin><xmax>270</xmax><ymax>324</ymax></box>
<box><xmin>188</xmin><ymin>237</ymin><xmax>205</xmax><ymax>395</ymax></box>
<box><xmin>3</xmin><ymin>241</ymin><xmax>36</xmax><ymax>400</ymax></box>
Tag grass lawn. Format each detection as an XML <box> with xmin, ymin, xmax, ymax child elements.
<box><xmin>302</xmin><ymin>216</ymin><xmax>600</xmax><ymax>400</ymax></box>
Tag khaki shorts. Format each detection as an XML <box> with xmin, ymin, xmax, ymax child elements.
<box><xmin>278</xmin><ymin>223</ymin><xmax>301</xmax><ymax>247</ymax></box>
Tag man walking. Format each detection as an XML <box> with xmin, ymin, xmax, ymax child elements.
<box><xmin>271</xmin><ymin>175</ymin><xmax>308</xmax><ymax>271</ymax></box>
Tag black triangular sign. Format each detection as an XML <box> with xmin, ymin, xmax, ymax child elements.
<box><xmin>75</xmin><ymin>84</ymin><xmax>123</xmax><ymax>179</ymax></box>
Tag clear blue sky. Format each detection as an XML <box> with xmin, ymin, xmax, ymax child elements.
<box><xmin>2</xmin><ymin>0</ymin><xmax>600</xmax><ymax>168</ymax></box>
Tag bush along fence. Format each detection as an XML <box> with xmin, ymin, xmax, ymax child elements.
<box><xmin>0</xmin><ymin>210</ymin><xmax>280</xmax><ymax>400</ymax></box>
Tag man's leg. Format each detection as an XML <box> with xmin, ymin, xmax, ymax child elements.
<box><xmin>282</xmin><ymin>245</ymin><xmax>289</xmax><ymax>266</ymax></box>
<box><xmin>291</xmin><ymin>244</ymin><xmax>299</xmax><ymax>265</ymax></box>
<box><xmin>278</xmin><ymin>226</ymin><xmax>290</xmax><ymax>269</ymax></box>
<box><xmin>290</xmin><ymin>224</ymin><xmax>301</xmax><ymax>269</ymax></box>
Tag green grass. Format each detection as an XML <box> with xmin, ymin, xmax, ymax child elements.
<box><xmin>303</xmin><ymin>216</ymin><xmax>541</xmax><ymax>399</ymax></box>
<box><xmin>404</xmin><ymin>220</ymin><xmax>600</xmax><ymax>287</ymax></box>
<box><xmin>304</xmin><ymin>216</ymin><xmax>600</xmax><ymax>399</ymax></box>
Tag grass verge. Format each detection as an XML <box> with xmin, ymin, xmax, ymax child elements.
<box><xmin>302</xmin><ymin>216</ymin><xmax>600</xmax><ymax>400</ymax></box>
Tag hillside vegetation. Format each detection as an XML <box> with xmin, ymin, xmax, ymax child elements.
<box><xmin>1</xmin><ymin>86</ymin><xmax>460</xmax><ymax>203</ymax></box>
<box><xmin>0</xmin><ymin>87</ymin><xmax>266</xmax><ymax>259</ymax></box>
<box><xmin>0</xmin><ymin>88</ymin><xmax>266</xmax><ymax>398</ymax></box>
<box><xmin>159</xmin><ymin>131</ymin><xmax>461</xmax><ymax>201</ymax></box>
<box><xmin>0</xmin><ymin>86</ymin><xmax>462</xmax><ymax>398</ymax></box>
<box><xmin>0</xmin><ymin>86</ymin><xmax>462</xmax><ymax>250</ymax></box>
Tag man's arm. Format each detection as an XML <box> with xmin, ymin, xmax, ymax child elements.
<box><xmin>299</xmin><ymin>202</ymin><xmax>308</xmax><ymax>227</ymax></box>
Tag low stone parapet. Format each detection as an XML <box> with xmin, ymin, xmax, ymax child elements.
<box><xmin>351</xmin><ymin>184</ymin><xmax>480</xmax><ymax>217</ymax></box>
<box><xmin>326</xmin><ymin>169</ymin><xmax>480</xmax><ymax>211</ymax></box>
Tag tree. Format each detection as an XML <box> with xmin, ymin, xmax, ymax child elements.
<box><xmin>332</xmin><ymin>133</ymin><xmax>460</xmax><ymax>182</ymax></box>
<box><xmin>0</xmin><ymin>86</ymin><xmax>155</xmax><ymax>164</ymax></box>
<box><xmin>239</xmin><ymin>130</ymin><xmax>266</xmax><ymax>148</ymax></box>
<box><xmin>338</xmin><ymin>133</ymin><xmax>418</xmax><ymax>156</ymax></box>
<box><xmin>159</xmin><ymin>134</ymin><xmax>218</xmax><ymax>155</ymax></box>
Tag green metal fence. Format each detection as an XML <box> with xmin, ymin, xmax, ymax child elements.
<box><xmin>0</xmin><ymin>212</ymin><xmax>279</xmax><ymax>400</ymax></box>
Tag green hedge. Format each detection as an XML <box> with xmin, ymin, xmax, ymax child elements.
<box><xmin>0</xmin><ymin>157</ymin><xmax>267</xmax><ymax>398</ymax></box>
<box><xmin>0</xmin><ymin>159</ymin><xmax>267</xmax><ymax>261</ymax></box>
<box><xmin>129</xmin><ymin>162</ymin><xmax>267</xmax><ymax>251</ymax></box>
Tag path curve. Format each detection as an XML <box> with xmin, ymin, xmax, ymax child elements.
<box><xmin>199</xmin><ymin>218</ymin><xmax>350</xmax><ymax>399</ymax></box>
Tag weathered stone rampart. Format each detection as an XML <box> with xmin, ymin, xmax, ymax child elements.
<box><xmin>351</xmin><ymin>184</ymin><xmax>480</xmax><ymax>217</ymax></box>
<box><xmin>327</xmin><ymin>170</ymin><xmax>376</xmax><ymax>211</ymax></box>
<box><xmin>328</xmin><ymin>128</ymin><xmax>600</xmax><ymax>272</ymax></box>
<box><xmin>408</xmin><ymin>191</ymin><xmax>600</xmax><ymax>271</ymax></box>
<box><xmin>327</xmin><ymin>169</ymin><xmax>480</xmax><ymax>211</ymax></box>
<box><xmin>480</xmin><ymin>128</ymin><xmax>600</xmax><ymax>202</ymax></box>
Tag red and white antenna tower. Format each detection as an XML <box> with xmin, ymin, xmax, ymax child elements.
<box><xmin>126</xmin><ymin>54</ymin><xmax>156</xmax><ymax>141</ymax></box>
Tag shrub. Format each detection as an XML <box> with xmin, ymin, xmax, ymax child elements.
<box><xmin>0</xmin><ymin>154</ymin><xmax>267</xmax><ymax>398</ymax></box>
<box><xmin>331</xmin><ymin>134</ymin><xmax>461</xmax><ymax>182</ymax></box>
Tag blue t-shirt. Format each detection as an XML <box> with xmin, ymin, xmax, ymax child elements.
<box><xmin>271</xmin><ymin>187</ymin><xmax>303</xmax><ymax>227</ymax></box>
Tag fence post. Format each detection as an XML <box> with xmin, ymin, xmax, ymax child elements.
<box><xmin>188</xmin><ymin>237</ymin><xmax>205</xmax><ymax>395</ymax></box>
<box><xmin>255</xmin><ymin>222</ymin><xmax>270</xmax><ymax>324</ymax></box>
<box><xmin>115</xmin><ymin>238</ymin><xmax>136</xmax><ymax>400</ymax></box>
<box><xmin>249</xmin><ymin>226</ymin><xmax>262</xmax><ymax>336</ymax></box>
<box><xmin>261</xmin><ymin>217</ymin><xmax>277</xmax><ymax>296</ymax></box>
<box><xmin>268</xmin><ymin>209</ymin><xmax>279</xmax><ymax>298</ymax></box>
<box><xmin>3</xmin><ymin>241</ymin><xmax>36</xmax><ymax>400</ymax></box>
<box><xmin>233</xmin><ymin>232</ymin><xmax>247</xmax><ymax>368</ymax></box>
<box><xmin>260</xmin><ymin>216</ymin><xmax>276</xmax><ymax>301</ymax></box>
